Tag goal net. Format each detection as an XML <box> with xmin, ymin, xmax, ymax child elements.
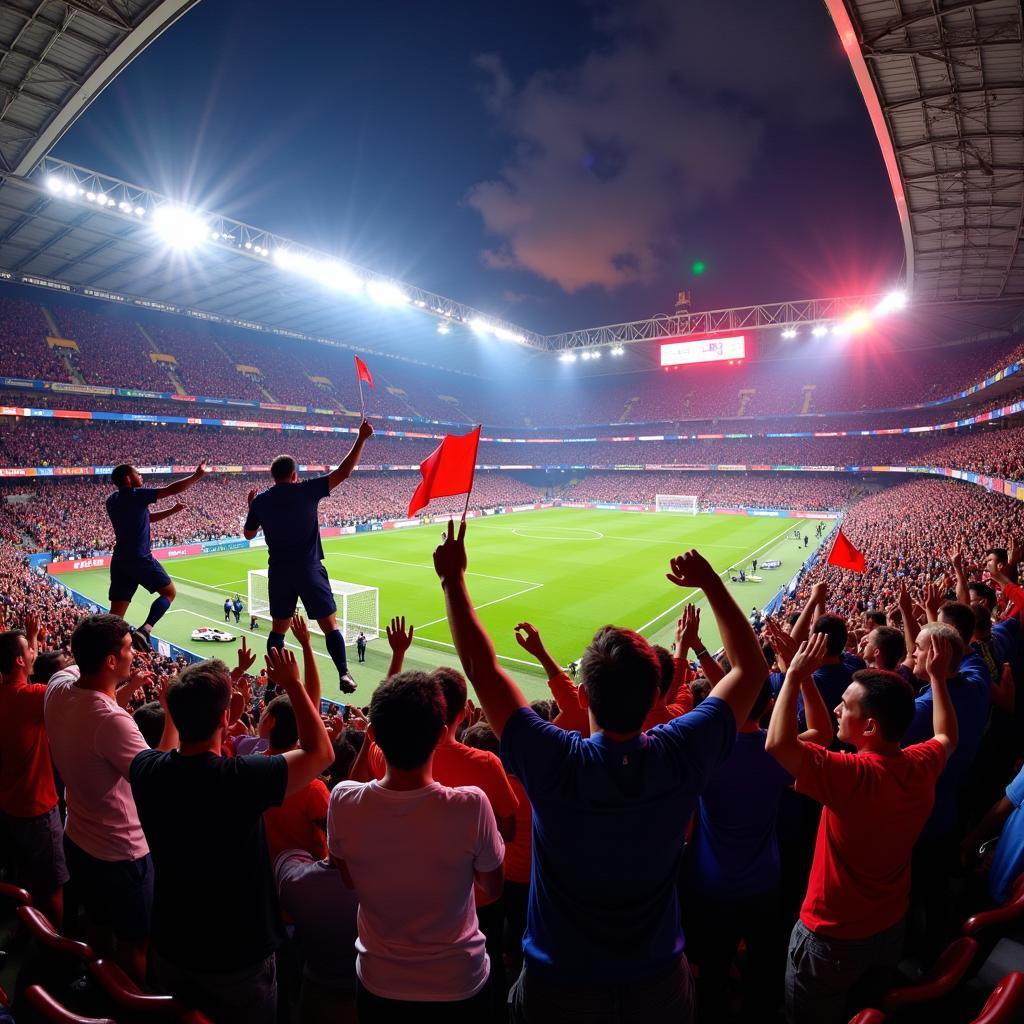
<box><xmin>247</xmin><ymin>569</ymin><xmax>379</xmax><ymax>645</ymax></box>
<box><xmin>655</xmin><ymin>494</ymin><xmax>699</xmax><ymax>515</ymax></box>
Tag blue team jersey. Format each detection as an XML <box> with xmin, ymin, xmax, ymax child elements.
<box><xmin>244</xmin><ymin>476</ymin><xmax>330</xmax><ymax>568</ymax></box>
<box><xmin>106</xmin><ymin>487</ymin><xmax>159</xmax><ymax>559</ymax></box>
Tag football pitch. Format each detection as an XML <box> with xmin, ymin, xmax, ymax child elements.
<box><xmin>63</xmin><ymin>508</ymin><xmax>830</xmax><ymax>704</ymax></box>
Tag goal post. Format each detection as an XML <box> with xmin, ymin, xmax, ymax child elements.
<box><xmin>655</xmin><ymin>494</ymin><xmax>699</xmax><ymax>515</ymax></box>
<box><xmin>247</xmin><ymin>569</ymin><xmax>379</xmax><ymax>645</ymax></box>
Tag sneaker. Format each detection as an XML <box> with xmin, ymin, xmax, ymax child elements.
<box><xmin>339</xmin><ymin>672</ymin><xmax>357</xmax><ymax>694</ymax></box>
<box><xmin>130</xmin><ymin>628</ymin><xmax>152</xmax><ymax>653</ymax></box>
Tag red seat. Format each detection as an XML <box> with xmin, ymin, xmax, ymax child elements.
<box><xmin>963</xmin><ymin>874</ymin><xmax>1024</xmax><ymax>938</ymax></box>
<box><xmin>16</xmin><ymin>907</ymin><xmax>94</xmax><ymax>963</ymax></box>
<box><xmin>882</xmin><ymin>936</ymin><xmax>979</xmax><ymax>1010</ymax></box>
<box><xmin>88</xmin><ymin>958</ymin><xmax>207</xmax><ymax>1021</ymax></box>
<box><xmin>972</xmin><ymin>972</ymin><xmax>1024</xmax><ymax>1024</ymax></box>
<box><xmin>848</xmin><ymin>1010</ymin><xmax>886</xmax><ymax>1024</ymax></box>
<box><xmin>0</xmin><ymin>881</ymin><xmax>32</xmax><ymax>907</ymax></box>
<box><xmin>23</xmin><ymin>984</ymin><xmax>115</xmax><ymax>1024</ymax></box>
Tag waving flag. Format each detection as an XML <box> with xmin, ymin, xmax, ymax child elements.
<box><xmin>408</xmin><ymin>426</ymin><xmax>481</xmax><ymax>517</ymax></box>
<box><xmin>827</xmin><ymin>527</ymin><xmax>866</xmax><ymax>574</ymax></box>
<box><xmin>354</xmin><ymin>355</ymin><xmax>374</xmax><ymax>390</ymax></box>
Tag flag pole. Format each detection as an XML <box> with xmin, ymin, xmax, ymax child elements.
<box><xmin>358</xmin><ymin>379</ymin><xmax>365</xmax><ymax>421</ymax></box>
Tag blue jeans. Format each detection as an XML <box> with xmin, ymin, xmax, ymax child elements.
<box><xmin>785</xmin><ymin>918</ymin><xmax>904</xmax><ymax>1024</ymax></box>
<box><xmin>508</xmin><ymin>957</ymin><xmax>694</xmax><ymax>1024</ymax></box>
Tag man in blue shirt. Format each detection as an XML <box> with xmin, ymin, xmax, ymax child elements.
<box><xmin>243</xmin><ymin>420</ymin><xmax>373</xmax><ymax>693</ymax></box>
<box><xmin>432</xmin><ymin>519</ymin><xmax>768</xmax><ymax>1023</ymax></box>
<box><xmin>963</xmin><ymin>762</ymin><xmax>1024</xmax><ymax>906</ymax></box>
<box><xmin>106</xmin><ymin>461</ymin><xmax>207</xmax><ymax>651</ymax></box>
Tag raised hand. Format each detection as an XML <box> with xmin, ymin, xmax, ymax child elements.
<box><xmin>358</xmin><ymin>419</ymin><xmax>374</xmax><ymax>442</ymax></box>
<box><xmin>787</xmin><ymin>633</ymin><xmax>829</xmax><ymax>679</ymax></box>
<box><xmin>246</xmin><ymin>487</ymin><xmax>257</xmax><ymax>506</ymax></box>
<box><xmin>433</xmin><ymin>518</ymin><xmax>467</xmax><ymax>582</ymax></box>
<box><xmin>265</xmin><ymin>646</ymin><xmax>301</xmax><ymax>688</ymax></box>
<box><xmin>810</xmin><ymin>581</ymin><xmax>829</xmax><ymax>604</ymax></box>
<box><xmin>766</xmin><ymin>618</ymin><xmax>798</xmax><ymax>670</ymax></box>
<box><xmin>154</xmin><ymin>675</ymin><xmax>171</xmax><ymax>710</ymax></box>
<box><xmin>948</xmin><ymin>548</ymin><xmax>967</xmax><ymax>574</ymax></box>
<box><xmin>675</xmin><ymin>604</ymin><xmax>701</xmax><ymax>653</ymax></box>
<box><xmin>1009</xmin><ymin>537</ymin><xmax>1023</xmax><ymax>570</ymax></box>
<box><xmin>666</xmin><ymin>550</ymin><xmax>718</xmax><ymax>591</ymax></box>
<box><xmin>514</xmin><ymin>622</ymin><xmax>545</xmax><ymax>659</ymax></box>
<box><xmin>386</xmin><ymin>615</ymin><xmax>414</xmax><ymax>654</ymax></box>
<box><xmin>24</xmin><ymin>611</ymin><xmax>40</xmax><ymax>645</ymax></box>
<box><xmin>923</xmin><ymin>579</ymin><xmax>944</xmax><ymax>617</ymax></box>
<box><xmin>236</xmin><ymin>635</ymin><xmax>257</xmax><ymax>674</ymax></box>
<box><xmin>290</xmin><ymin>615</ymin><xmax>311</xmax><ymax>647</ymax></box>
<box><xmin>194</xmin><ymin>461</ymin><xmax>207</xmax><ymax>478</ymax></box>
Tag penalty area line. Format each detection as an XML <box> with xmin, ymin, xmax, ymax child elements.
<box><xmin>635</xmin><ymin>521</ymin><xmax>801</xmax><ymax>636</ymax></box>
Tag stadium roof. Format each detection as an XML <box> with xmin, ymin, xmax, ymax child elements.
<box><xmin>0</xmin><ymin>0</ymin><xmax>200</xmax><ymax>175</ymax></box>
<box><xmin>827</xmin><ymin>0</ymin><xmax>1024</xmax><ymax>303</ymax></box>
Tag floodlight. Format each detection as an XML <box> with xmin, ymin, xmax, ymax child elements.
<box><xmin>437</xmin><ymin>323</ymin><xmax>451</xmax><ymax>335</ymax></box>
<box><xmin>845</xmin><ymin>309</ymin><xmax>872</xmax><ymax>333</ymax></box>
<box><xmin>610</xmin><ymin>345</ymin><xmax>625</xmax><ymax>356</ymax></box>
<box><xmin>811</xmin><ymin>325</ymin><xmax>828</xmax><ymax>338</ymax></box>
<box><xmin>62</xmin><ymin>183</ymin><xmax>77</xmax><ymax>198</ymax></box>
<box><xmin>560</xmin><ymin>352</ymin><xmax>577</xmax><ymax>363</ymax></box>
<box><xmin>134</xmin><ymin>206</ymin><xmax>145</xmax><ymax>216</ymax></box>
<box><xmin>874</xmin><ymin>290</ymin><xmax>907</xmax><ymax>316</ymax></box>
<box><xmin>318</xmin><ymin>261</ymin><xmax>362</xmax><ymax>293</ymax></box>
<box><xmin>781</xmin><ymin>328</ymin><xmax>797</xmax><ymax>339</ymax></box>
<box><xmin>151</xmin><ymin>205</ymin><xmax>210</xmax><ymax>250</ymax></box>
<box><xmin>591</xmin><ymin>350</ymin><xmax>601</xmax><ymax>359</ymax></box>
<box><xmin>46</xmin><ymin>176</ymin><xmax>62</xmax><ymax>193</ymax></box>
<box><xmin>367</xmin><ymin>280</ymin><xmax>409</xmax><ymax>306</ymax></box>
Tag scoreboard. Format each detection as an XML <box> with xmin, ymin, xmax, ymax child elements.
<box><xmin>660</xmin><ymin>334</ymin><xmax>746</xmax><ymax>367</ymax></box>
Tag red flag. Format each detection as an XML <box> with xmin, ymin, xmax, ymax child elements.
<box><xmin>827</xmin><ymin>527</ymin><xmax>866</xmax><ymax>574</ymax></box>
<box><xmin>408</xmin><ymin>426</ymin><xmax>481</xmax><ymax>517</ymax></box>
<box><xmin>354</xmin><ymin>355</ymin><xmax>374</xmax><ymax>390</ymax></box>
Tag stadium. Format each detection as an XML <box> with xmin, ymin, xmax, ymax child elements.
<box><xmin>1</xmin><ymin>1</ymin><xmax>1024</xmax><ymax>1023</ymax></box>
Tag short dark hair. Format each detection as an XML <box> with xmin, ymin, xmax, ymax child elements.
<box><xmin>652</xmin><ymin>645</ymin><xmax>674</xmax><ymax>698</ymax></box>
<box><xmin>326</xmin><ymin>734</ymin><xmax>358</xmax><ymax>789</ymax></box>
<box><xmin>971</xmin><ymin>602</ymin><xmax>992</xmax><ymax>639</ymax></box>
<box><xmin>133</xmin><ymin>701</ymin><xmax>165</xmax><ymax>748</ymax></box>
<box><xmin>690</xmin><ymin>678</ymin><xmax>711</xmax><ymax>706</ymax></box>
<box><xmin>579</xmin><ymin>626</ymin><xmax>659</xmax><ymax>733</ymax></box>
<box><xmin>265</xmin><ymin>694</ymin><xmax>298</xmax><ymax>749</ymax></box>
<box><xmin>270</xmin><ymin>455</ymin><xmax>297</xmax><ymax>481</ymax></box>
<box><xmin>111</xmin><ymin>464</ymin><xmax>133</xmax><ymax>486</ymax></box>
<box><xmin>985</xmin><ymin>547</ymin><xmax>1009</xmax><ymax>565</ymax></box>
<box><xmin>31</xmin><ymin>650</ymin><xmax>68</xmax><ymax>684</ymax></box>
<box><xmin>939</xmin><ymin>600</ymin><xmax>975</xmax><ymax>648</ymax></box>
<box><xmin>813</xmin><ymin>614</ymin><xmax>848</xmax><ymax>657</ymax></box>
<box><xmin>431</xmin><ymin>666</ymin><xmax>466</xmax><ymax>726</ymax></box>
<box><xmin>71</xmin><ymin>615</ymin><xmax>130</xmax><ymax>674</ymax></box>
<box><xmin>869</xmin><ymin>626</ymin><xmax>906</xmax><ymax>670</ymax></box>
<box><xmin>463</xmin><ymin>722</ymin><xmax>500</xmax><ymax>755</ymax></box>
<box><xmin>968</xmin><ymin>581</ymin><xmax>997</xmax><ymax>608</ymax></box>
<box><xmin>369</xmin><ymin>672</ymin><xmax>446</xmax><ymax>771</ymax></box>
<box><xmin>529</xmin><ymin>699</ymin><xmax>553</xmax><ymax>721</ymax></box>
<box><xmin>166</xmin><ymin>660</ymin><xmax>231</xmax><ymax>743</ymax></box>
<box><xmin>851</xmin><ymin>669</ymin><xmax>916</xmax><ymax>742</ymax></box>
<box><xmin>0</xmin><ymin>629</ymin><xmax>26</xmax><ymax>674</ymax></box>
<box><xmin>864</xmin><ymin>610</ymin><xmax>887</xmax><ymax>627</ymax></box>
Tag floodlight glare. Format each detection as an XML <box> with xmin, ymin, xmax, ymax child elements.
<box><xmin>437</xmin><ymin>323</ymin><xmax>451</xmax><ymax>335</ymax></box>
<box><xmin>62</xmin><ymin>183</ymin><xmax>77</xmax><ymax>198</ymax></box>
<box><xmin>560</xmin><ymin>352</ymin><xmax>577</xmax><ymax>363</ymax></box>
<box><xmin>811</xmin><ymin>325</ymin><xmax>828</xmax><ymax>338</ymax></box>
<box><xmin>845</xmin><ymin>309</ymin><xmax>872</xmax><ymax>333</ymax></box>
<box><xmin>781</xmin><ymin>328</ymin><xmax>797</xmax><ymax>339</ymax></box>
<box><xmin>152</xmin><ymin>206</ymin><xmax>209</xmax><ymax>250</ymax></box>
<box><xmin>46</xmin><ymin>176</ymin><xmax>62</xmax><ymax>193</ymax></box>
<box><xmin>366</xmin><ymin>280</ymin><xmax>409</xmax><ymax>306</ymax></box>
<box><xmin>874</xmin><ymin>290</ymin><xmax>908</xmax><ymax>316</ymax></box>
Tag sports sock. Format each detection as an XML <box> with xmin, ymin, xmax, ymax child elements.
<box><xmin>144</xmin><ymin>595</ymin><xmax>171</xmax><ymax>629</ymax></box>
<box><xmin>325</xmin><ymin>628</ymin><xmax>349</xmax><ymax>676</ymax></box>
<box><xmin>268</xmin><ymin>631</ymin><xmax>286</xmax><ymax>654</ymax></box>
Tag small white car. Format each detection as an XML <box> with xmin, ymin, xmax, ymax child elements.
<box><xmin>191</xmin><ymin>627</ymin><xmax>235</xmax><ymax>643</ymax></box>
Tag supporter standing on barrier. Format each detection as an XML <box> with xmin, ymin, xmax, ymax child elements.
<box><xmin>243</xmin><ymin>419</ymin><xmax>373</xmax><ymax>694</ymax></box>
<box><xmin>106</xmin><ymin>461</ymin><xmax>206</xmax><ymax>651</ymax></box>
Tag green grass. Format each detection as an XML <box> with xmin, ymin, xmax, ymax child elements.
<box><xmin>61</xmin><ymin>508</ymin><xmax>829</xmax><ymax>703</ymax></box>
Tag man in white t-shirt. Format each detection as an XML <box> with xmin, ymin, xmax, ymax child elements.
<box><xmin>44</xmin><ymin>614</ymin><xmax>176</xmax><ymax>982</ymax></box>
<box><xmin>327</xmin><ymin>671</ymin><xmax>504</xmax><ymax>1022</ymax></box>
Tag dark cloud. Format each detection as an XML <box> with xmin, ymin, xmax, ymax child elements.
<box><xmin>467</xmin><ymin>0</ymin><xmax>851</xmax><ymax>293</ymax></box>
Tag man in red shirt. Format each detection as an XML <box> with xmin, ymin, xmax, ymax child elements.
<box><xmin>766</xmin><ymin>631</ymin><xmax>958</xmax><ymax>1024</ymax></box>
<box><xmin>0</xmin><ymin>614</ymin><xmax>69</xmax><ymax>925</ymax></box>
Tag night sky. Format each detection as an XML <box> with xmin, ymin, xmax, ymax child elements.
<box><xmin>52</xmin><ymin>0</ymin><xmax>905</xmax><ymax>335</ymax></box>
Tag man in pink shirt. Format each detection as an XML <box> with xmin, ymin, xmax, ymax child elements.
<box><xmin>44</xmin><ymin>614</ymin><xmax>176</xmax><ymax>982</ymax></box>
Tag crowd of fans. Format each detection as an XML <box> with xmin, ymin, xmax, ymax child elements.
<box><xmin>1</xmin><ymin>466</ymin><xmax>1023</xmax><ymax>1024</ymax></box>
<box><xmin>1</xmin><ymin>293</ymin><xmax>1024</xmax><ymax>426</ymax></box>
